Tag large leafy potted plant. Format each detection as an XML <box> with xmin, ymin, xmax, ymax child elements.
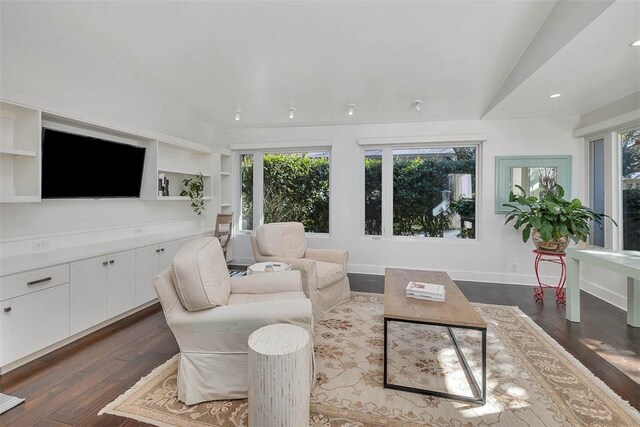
<box><xmin>503</xmin><ymin>184</ymin><xmax>615</xmax><ymax>252</ymax></box>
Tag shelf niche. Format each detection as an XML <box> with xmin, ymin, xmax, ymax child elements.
<box><xmin>0</xmin><ymin>101</ymin><xmax>41</xmax><ymax>202</ymax></box>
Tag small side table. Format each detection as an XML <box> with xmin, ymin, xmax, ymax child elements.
<box><xmin>533</xmin><ymin>250</ymin><xmax>566</xmax><ymax>305</ymax></box>
<box><xmin>248</xmin><ymin>324</ymin><xmax>311</xmax><ymax>426</ymax></box>
<box><xmin>247</xmin><ymin>262</ymin><xmax>291</xmax><ymax>275</ymax></box>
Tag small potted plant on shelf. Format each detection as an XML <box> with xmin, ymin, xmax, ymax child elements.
<box><xmin>181</xmin><ymin>173</ymin><xmax>205</xmax><ymax>216</ymax></box>
<box><xmin>503</xmin><ymin>184</ymin><xmax>615</xmax><ymax>252</ymax></box>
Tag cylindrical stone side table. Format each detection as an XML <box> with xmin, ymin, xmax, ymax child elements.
<box><xmin>248</xmin><ymin>324</ymin><xmax>311</xmax><ymax>427</ymax></box>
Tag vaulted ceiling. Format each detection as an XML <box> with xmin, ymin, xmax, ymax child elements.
<box><xmin>3</xmin><ymin>1</ymin><xmax>639</xmax><ymax>128</ymax></box>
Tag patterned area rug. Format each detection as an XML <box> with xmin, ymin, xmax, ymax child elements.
<box><xmin>100</xmin><ymin>293</ymin><xmax>640</xmax><ymax>426</ymax></box>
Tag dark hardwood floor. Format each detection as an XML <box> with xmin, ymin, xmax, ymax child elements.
<box><xmin>1</xmin><ymin>274</ymin><xmax>638</xmax><ymax>426</ymax></box>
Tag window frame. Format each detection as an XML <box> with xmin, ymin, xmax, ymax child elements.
<box><xmin>234</xmin><ymin>147</ymin><xmax>333</xmax><ymax>237</ymax></box>
<box><xmin>361</xmin><ymin>142</ymin><xmax>482</xmax><ymax>243</ymax></box>
<box><xmin>584</xmin><ymin>120</ymin><xmax>640</xmax><ymax>250</ymax></box>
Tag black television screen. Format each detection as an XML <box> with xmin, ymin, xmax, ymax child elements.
<box><xmin>41</xmin><ymin>128</ymin><xmax>146</xmax><ymax>199</ymax></box>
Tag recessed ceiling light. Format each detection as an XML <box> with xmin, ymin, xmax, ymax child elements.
<box><xmin>347</xmin><ymin>104</ymin><xmax>355</xmax><ymax>116</ymax></box>
<box><xmin>234</xmin><ymin>110</ymin><xmax>241</xmax><ymax>121</ymax></box>
<box><xmin>629</xmin><ymin>39</ymin><xmax>640</xmax><ymax>47</ymax></box>
<box><xmin>289</xmin><ymin>107</ymin><xmax>296</xmax><ymax>119</ymax></box>
<box><xmin>412</xmin><ymin>99</ymin><xmax>423</xmax><ymax>112</ymax></box>
<box><xmin>549</xmin><ymin>93</ymin><xmax>562</xmax><ymax>99</ymax></box>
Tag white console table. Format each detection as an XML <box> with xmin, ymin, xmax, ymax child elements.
<box><xmin>566</xmin><ymin>248</ymin><xmax>640</xmax><ymax>327</ymax></box>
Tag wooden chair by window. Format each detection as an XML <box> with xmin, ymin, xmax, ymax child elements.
<box><xmin>215</xmin><ymin>212</ymin><xmax>234</xmax><ymax>260</ymax></box>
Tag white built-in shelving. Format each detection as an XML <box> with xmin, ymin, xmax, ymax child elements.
<box><xmin>0</xmin><ymin>98</ymin><xmax>213</xmax><ymax>205</ymax></box>
<box><xmin>220</xmin><ymin>149</ymin><xmax>232</xmax><ymax>214</ymax></box>
<box><xmin>141</xmin><ymin>140</ymin><xmax>212</xmax><ymax>201</ymax></box>
<box><xmin>0</xmin><ymin>101</ymin><xmax>42</xmax><ymax>203</ymax></box>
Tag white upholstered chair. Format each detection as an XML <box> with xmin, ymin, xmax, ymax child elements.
<box><xmin>153</xmin><ymin>236</ymin><xmax>313</xmax><ymax>405</ymax></box>
<box><xmin>250</xmin><ymin>222</ymin><xmax>350</xmax><ymax>318</ymax></box>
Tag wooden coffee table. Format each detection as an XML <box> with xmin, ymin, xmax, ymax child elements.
<box><xmin>383</xmin><ymin>268</ymin><xmax>487</xmax><ymax>404</ymax></box>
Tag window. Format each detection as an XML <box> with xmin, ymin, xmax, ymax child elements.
<box><xmin>364</xmin><ymin>150</ymin><xmax>382</xmax><ymax>235</ymax></box>
<box><xmin>238</xmin><ymin>149</ymin><xmax>331</xmax><ymax>234</ymax></box>
<box><xmin>393</xmin><ymin>147</ymin><xmax>476</xmax><ymax>238</ymax></box>
<box><xmin>240</xmin><ymin>154</ymin><xmax>254</xmax><ymax>231</ymax></box>
<box><xmin>362</xmin><ymin>144</ymin><xmax>478</xmax><ymax>240</ymax></box>
<box><xmin>620</xmin><ymin>129</ymin><xmax>640</xmax><ymax>250</ymax></box>
<box><xmin>589</xmin><ymin>139</ymin><xmax>605</xmax><ymax>247</ymax></box>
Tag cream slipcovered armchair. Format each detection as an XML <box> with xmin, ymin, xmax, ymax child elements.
<box><xmin>251</xmin><ymin>222</ymin><xmax>350</xmax><ymax>318</ymax></box>
<box><xmin>153</xmin><ymin>236</ymin><xmax>313</xmax><ymax>405</ymax></box>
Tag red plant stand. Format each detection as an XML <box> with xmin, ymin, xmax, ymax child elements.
<box><xmin>533</xmin><ymin>250</ymin><xmax>566</xmax><ymax>305</ymax></box>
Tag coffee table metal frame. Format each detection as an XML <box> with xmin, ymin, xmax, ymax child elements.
<box><xmin>383</xmin><ymin>316</ymin><xmax>487</xmax><ymax>405</ymax></box>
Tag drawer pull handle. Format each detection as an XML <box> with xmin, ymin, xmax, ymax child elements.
<box><xmin>156</xmin><ymin>249</ymin><xmax>161</xmax><ymax>253</ymax></box>
<box><xmin>109</xmin><ymin>260</ymin><xmax>115</xmax><ymax>264</ymax></box>
<box><xmin>103</xmin><ymin>261</ymin><xmax>109</xmax><ymax>266</ymax></box>
<box><xmin>160</xmin><ymin>248</ymin><xmax>165</xmax><ymax>252</ymax></box>
<box><xmin>4</xmin><ymin>307</ymin><xmax>11</xmax><ymax>313</ymax></box>
<box><xmin>27</xmin><ymin>277</ymin><xmax>52</xmax><ymax>286</ymax></box>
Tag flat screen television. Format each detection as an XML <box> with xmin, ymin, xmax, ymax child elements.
<box><xmin>41</xmin><ymin>128</ymin><xmax>146</xmax><ymax>199</ymax></box>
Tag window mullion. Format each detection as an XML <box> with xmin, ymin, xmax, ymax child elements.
<box><xmin>381</xmin><ymin>146</ymin><xmax>393</xmax><ymax>238</ymax></box>
<box><xmin>254</xmin><ymin>152</ymin><xmax>264</xmax><ymax>230</ymax></box>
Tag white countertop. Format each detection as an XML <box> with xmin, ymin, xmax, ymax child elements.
<box><xmin>0</xmin><ymin>227</ymin><xmax>213</xmax><ymax>276</ymax></box>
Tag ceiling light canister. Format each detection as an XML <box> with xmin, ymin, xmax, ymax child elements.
<box><xmin>549</xmin><ymin>93</ymin><xmax>561</xmax><ymax>99</ymax></box>
<box><xmin>347</xmin><ymin>104</ymin><xmax>355</xmax><ymax>116</ymax></box>
<box><xmin>289</xmin><ymin>107</ymin><xmax>296</xmax><ymax>119</ymax></box>
<box><xmin>629</xmin><ymin>39</ymin><xmax>640</xmax><ymax>47</ymax></box>
<box><xmin>235</xmin><ymin>110</ymin><xmax>241</xmax><ymax>121</ymax></box>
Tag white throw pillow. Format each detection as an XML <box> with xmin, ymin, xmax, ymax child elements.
<box><xmin>171</xmin><ymin>237</ymin><xmax>231</xmax><ymax>311</ymax></box>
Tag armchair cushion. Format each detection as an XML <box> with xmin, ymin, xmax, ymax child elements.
<box><xmin>231</xmin><ymin>270</ymin><xmax>302</xmax><ymax>294</ymax></box>
<box><xmin>255</xmin><ymin>222</ymin><xmax>307</xmax><ymax>258</ymax></box>
<box><xmin>315</xmin><ymin>260</ymin><xmax>346</xmax><ymax>289</ymax></box>
<box><xmin>171</xmin><ymin>237</ymin><xmax>231</xmax><ymax>311</ymax></box>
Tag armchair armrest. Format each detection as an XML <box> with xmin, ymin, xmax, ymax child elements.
<box><xmin>305</xmin><ymin>248</ymin><xmax>348</xmax><ymax>269</ymax></box>
<box><xmin>168</xmin><ymin>299</ymin><xmax>313</xmax><ymax>352</ymax></box>
<box><xmin>231</xmin><ymin>270</ymin><xmax>303</xmax><ymax>294</ymax></box>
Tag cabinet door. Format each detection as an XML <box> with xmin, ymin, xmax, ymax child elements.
<box><xmin>70</xmin><ymin>256</ymin><xmax>108</xmax><ymax>335</ymax></box>
<box><xmin>135</xmin><ymin>245</ymin><xmax>160</xmax><ymax>305</ymax></box>
<box><xmin>107</xmin><ymin>250</ymin><xmax>136</xmax><ymax>318</ymax></box>
<box><xmin>1</xmin><ymin>284</ymin><xmax>70</xmax><ymax>366</ymax></box>
<box><xmin>158</xmin><ymin>240</ymin><xmax>181</xmax><ymax>271</ymax></box>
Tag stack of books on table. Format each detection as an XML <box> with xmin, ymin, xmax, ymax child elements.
<box><xmin>406</xmin><ymin>281</ymin><xmax>446</xmax><ymax>302</ymax></box>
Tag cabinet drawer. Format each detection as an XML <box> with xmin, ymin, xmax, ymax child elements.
<box><xmin>0</xmin><ymin>264</ymin><xmax>70</xmax><ymax>301</ymax></box>
<box><xmin>0</xmin><ymin>283</ymin><xmax>70</xmax><ymax>366</ymax></box>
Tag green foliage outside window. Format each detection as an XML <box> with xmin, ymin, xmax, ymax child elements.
<box><xmin>241</xmin><ymin>153</ymin><xmax>330</xmax><ymax>233</ymax></box>
<box><xmin>621</xmin><ymin>129</ymin><xmax>640</xmax><ymax>250</ymax></box>
<box><xmin>242</xmin><ymin>149</ymin><xmax>476</xmax><ymax>238</ymax></box>
<box><xmin>393</xmin><ymin>154</ymin><xmax>476</xmax><ymax>237</ymax></box>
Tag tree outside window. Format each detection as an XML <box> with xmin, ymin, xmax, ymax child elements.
<box><xmin>392</xmin><ymin>147</ymin><xmax>476</xmax><ymax>239</ymax></box>
<box><xmin>240</xmin><ymin>151</ymin><xmax>330</xmax><ymax>234</ymax></box>
<box><xmin>621</xmin><ymin>129</ymin><xmax>640</xmax><ymax>250</ymax></box>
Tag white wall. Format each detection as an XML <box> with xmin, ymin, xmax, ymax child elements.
<box><xmin>0</xmin><ymin>2</ymin><xmax>215</xmax><ymax>243</ymax></box>
<box><xmin>220</xmin><ymin>116</ymin><xmax>630</xmax><ymax>310</ymax></box>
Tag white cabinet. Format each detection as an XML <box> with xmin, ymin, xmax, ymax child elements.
<box><xmin>107</xmin><ymin>251</ymin><xmax>136</xmax><ymax>318</ymax></box>
<box><xmin>70</xmin><ymin>249</ymin><xmax>135</xmax><ymax>335</ymax></box>
<box><xmin>70</xmin><ymin>255</ymin><xmax>108</xmax><ymax>335</ymax></box>
<box><xmin>0</xmin><ymin>264</ymin><xmax>71</xmax><ymax>366</ymax></box>
<box><xmin>135</xmin><ymin>241</ymin><xmax>181</xmax><ymax>305</ymax></box>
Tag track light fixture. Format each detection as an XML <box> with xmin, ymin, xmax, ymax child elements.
<box><xmin>412</xmin><ymin>99</ymin><xmax>423</xmax><ymax>112</ymax></box>
<box><xmin>289</xmin><ymin>107</ymin><xmax>296</xmax><ymax>119</ymax></box>
<box><xmin>234</xmin><ymin>110</ymin><xmax>241</xmax><ymax>121</ymax></box>
<box><xmin>347</xmin><ymin>103</ymin><xmax>355</xmax><ymax>116</ymax></box>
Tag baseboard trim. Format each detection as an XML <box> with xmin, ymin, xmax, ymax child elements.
<box><xmin>580</xmin><ymin>278</ymin><xmax>627</xmax><ymax>311</ymax></box>
<box><xmin>232</xmin><ymin>257</ymin><xmax>627</xmax><ymax>309</ymax></box>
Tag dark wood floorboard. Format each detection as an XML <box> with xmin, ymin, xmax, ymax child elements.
<box><xmin>0</xmin><ymin>275</ymin><xmax>638</xmax><ymax>426</ymax></box>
